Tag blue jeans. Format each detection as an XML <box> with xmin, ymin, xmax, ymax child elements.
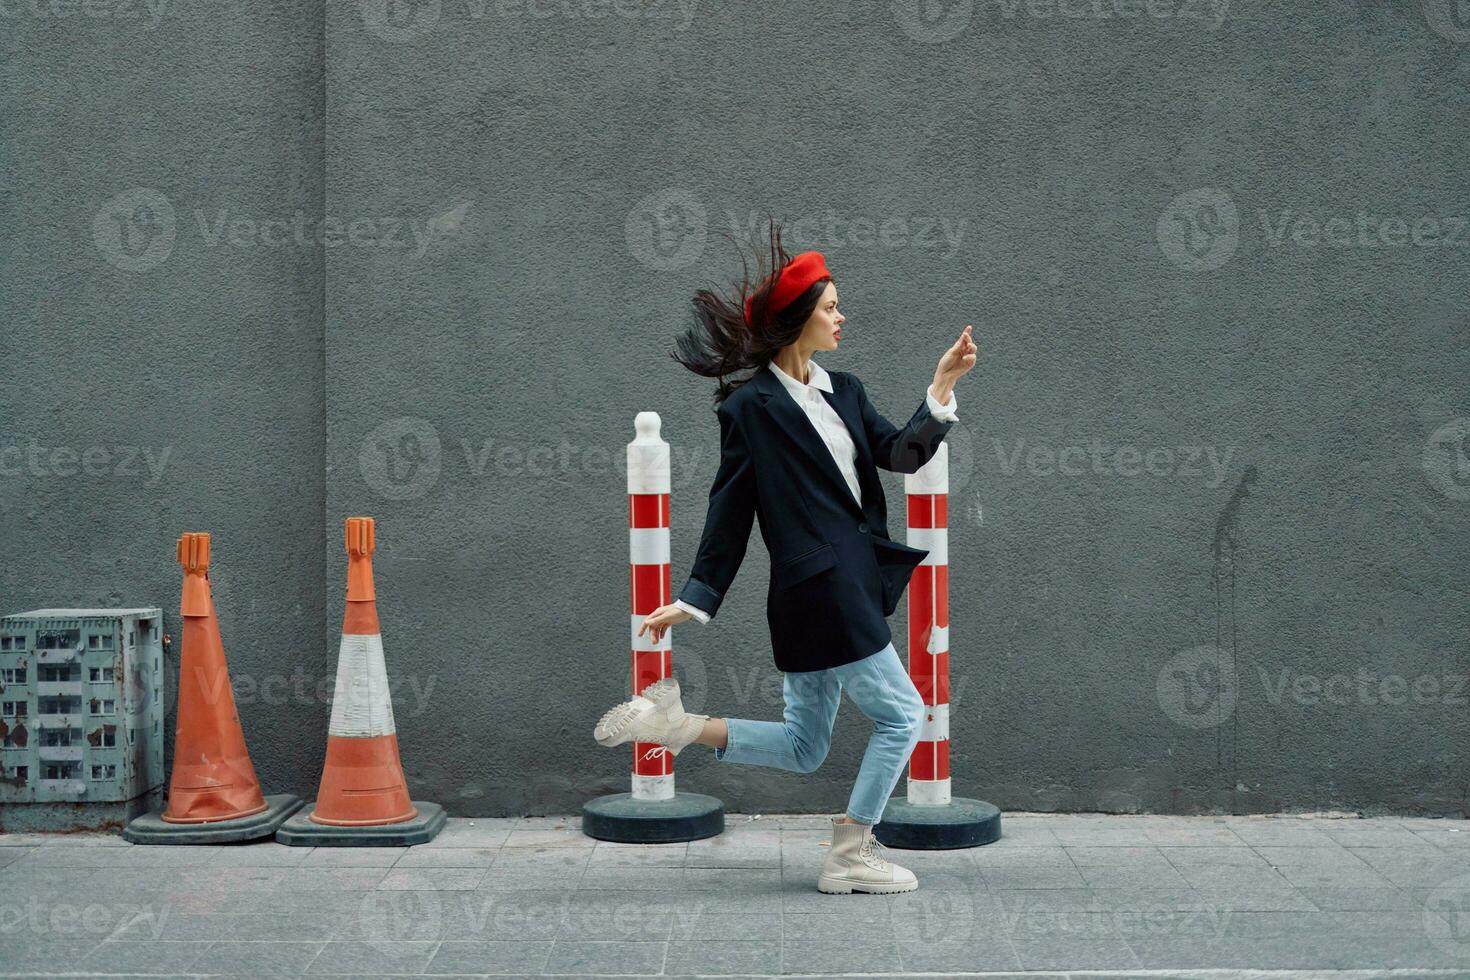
<box><xmin>713</xmin><ymin>641</ymin><xmax>924</xmax><ymax>826</ymax></box>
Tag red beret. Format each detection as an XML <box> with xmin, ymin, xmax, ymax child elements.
<box><xmin>744</xmin><ymin>250</ymin><xmax>831</xmax><ymax>326</ymax></box>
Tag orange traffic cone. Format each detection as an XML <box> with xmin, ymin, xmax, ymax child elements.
<box><xmin>161</xmin><ymin>533</ymin><xmax>270</xmax><ymax>823</ymax></box>
<box><xmin>124</xmin><ymin>534</ymin><xmax>302</xmax><ymax>844</ymax></box>
<box><xmin>277</xmin><ymin>517</ymin><xmax>444</xmax><ymax>845</ymax></box>
<box><xmin>309</xmin><ymin>516</ymin><xmax>417</xmax><ymax>826</ymax></box>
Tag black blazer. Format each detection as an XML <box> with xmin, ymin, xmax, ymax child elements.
<box><xmin>676</xmin><ymin>361</ymin><xmax>956</xmax><ymax>673</ymax></box>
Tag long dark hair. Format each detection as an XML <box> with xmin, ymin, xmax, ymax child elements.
<box><xmin>672</xmin><ymin>217</ymin><xmax>830</xmax><ymax>409</ymax></box>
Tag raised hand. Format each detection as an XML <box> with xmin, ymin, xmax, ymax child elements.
<box><xmin>933</xmin><ymin>324</ymin><xmax>978</xmax><ymax>394</ymax></box>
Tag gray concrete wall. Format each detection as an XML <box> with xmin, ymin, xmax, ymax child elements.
<box><xmin>4</xmin><ymin>1</ymin><xmax>1467</xmax><ymax>818</ymax></box>
<box><xmin>0</xmin><ymin>1</ymin><xmax>327</xmax><ymax>800</ymax></box>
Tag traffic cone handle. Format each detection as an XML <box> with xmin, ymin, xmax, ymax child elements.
<box><xmin>177</xmin><ymin>532</ymin><xmax>211</xmax><ymax>618</ymax></box>
<box><xmin>345</xmin><ymin>516</ymin><xmax>375</xmax><ymax>601</ymax></box>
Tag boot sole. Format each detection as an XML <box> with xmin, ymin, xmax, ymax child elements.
<box><xmin>593</xmin><ymin>698</ymin><xmax>657</xmax><ymax>747</ymax></box>
<box><xmin>592</xmin><ymin>681</ymin><xmax>680</xmax><ymax>747</ymax></box>
<box><xmin>816</xmin><ymin>874</ymin><xmax>919</xmax><ymax>895</ymax></box>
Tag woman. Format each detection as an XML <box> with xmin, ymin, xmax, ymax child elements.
<box><xmin>593</xmin><ymin>221</ymin><xmax>978</xmax><ymax>895</ymax></box>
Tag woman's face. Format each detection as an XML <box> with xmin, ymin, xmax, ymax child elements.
<box><xmin>800</xmin><ymin>281</ymin><xmax>844</xmax><ymax>352</ymax></box>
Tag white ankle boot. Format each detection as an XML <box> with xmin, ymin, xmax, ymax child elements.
<box><xmin>817</xmin><ymin>817</ymin><xmax>919</xmax><ymax>894</ymax></box>
<box><xmin>592</xmin><ymin>677</ymin><xmax>709</xmax><ymax>757</ymax></box>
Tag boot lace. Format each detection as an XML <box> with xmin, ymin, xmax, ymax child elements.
<box><xmin>859</xmin><ymin>831</ymin><xmax>892</xmax><ymax>871</ymax></box>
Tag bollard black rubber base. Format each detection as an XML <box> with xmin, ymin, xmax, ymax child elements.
<box><xmin>123</xmin><ymin>793</ymin><xmax>305</xmax><ymax>845</ymax></box>
<box><xmin>582</xmin><ymin>792</ymin><xmax>724</xmax><ymax>843</ymax></box>
<box><xmin>275</xmin><ymin>801</ymin><xmax>446</xmax><ymax>846</ymax></box>
<box><xmin>873</xmin><ymin>797</ymin><xmax>1002</xmax><ymax>850</ymax></box>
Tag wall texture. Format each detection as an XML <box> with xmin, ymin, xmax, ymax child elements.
<box><xmin>3</xmin><ymin>1</ymin><xmax>1467</xmax><ymax>818</ymax></box>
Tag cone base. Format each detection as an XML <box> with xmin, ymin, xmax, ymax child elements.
<box><xmin>276</xmin><ymin>800</ymin><xmax>446</xmax><ymax>847</ymax></box>
<box><xmin>871</xmin><ymin>796</ymin><xmax>1002</xmax><ymax>850</ymax></box>
<box><xmin>125</xmin><ymin>794</ymin><xmax>304</xmax><ymax>844</ymax></box>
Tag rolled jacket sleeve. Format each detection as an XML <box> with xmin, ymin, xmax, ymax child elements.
<box><xmin>926</xmin><ymin>384</ymin><xmax>958</xmax><ymax>422</ymax></box>
<box><xmin>673</xmin><ymin>599</ymin><xmax>711</xmax><ymax>624</ymax></box>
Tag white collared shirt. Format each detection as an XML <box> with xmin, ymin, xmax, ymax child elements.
<box><xmin>674</xmin><ymin>360</ymin><xmax>957</xmax><ymax>625</ymax></box>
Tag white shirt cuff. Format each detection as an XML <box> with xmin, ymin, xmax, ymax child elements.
<box><xmin>673</xmin><ymin>599</ymin><xmax>711</xmax><ymax>624</ymax></box>
<box><xmin>926</xmin><ymin>384</ymin><xmax>958</xmax><ymax>422</ymax></box>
